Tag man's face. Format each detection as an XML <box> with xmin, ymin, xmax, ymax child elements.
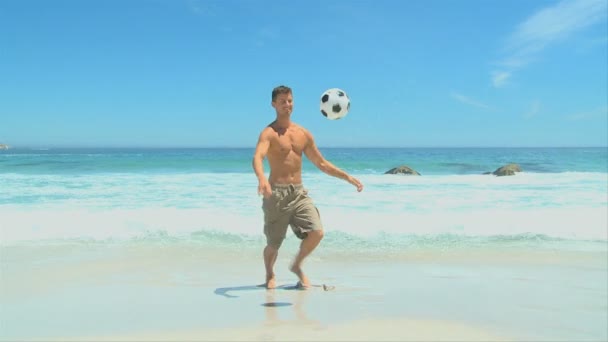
<box><xmin>272</xmin><ymin>93</ymin><xmax>293</xmax><ymax>116</ymax></box>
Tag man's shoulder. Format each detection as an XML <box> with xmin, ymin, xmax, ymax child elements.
<box><xmin>260</xmin><ymin>123</ymin><xmax>276</xmax><ymax>134</ymax></box>
<box><xmin>291</xmin><ymin>122</ymin><xmax>310</xmax><ymax>132</ymax></box>
<box><xmin>294</xmin><ymin>123</ymin><xmax>313</xmax><ymax>138</ymax></box>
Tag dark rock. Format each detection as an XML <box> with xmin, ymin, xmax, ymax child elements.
<box><xmin>490</xmin><ymin>163</ymin><xmax>522</xmax><ymax>176</ymax></box>
<box><xmin>385</xmin><ymin>165</ymin><xmax>421</xmax><ymax>175</ymax></box>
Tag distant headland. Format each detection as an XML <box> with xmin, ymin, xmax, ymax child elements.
<box><xmin>0</xmin><ymin>144</ymin><xmax>10</xmax><ymax>150</ymax></box>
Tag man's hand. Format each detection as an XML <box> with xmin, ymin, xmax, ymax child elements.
<box><xmin>258</xmin><ymin>180</ymin><xmax>272</xmax><ymax>198</ymax></box>
<box><xmin>348</xmin><ymin>176</ymin><xmax>364</xmax><ymax>192</ymax></box>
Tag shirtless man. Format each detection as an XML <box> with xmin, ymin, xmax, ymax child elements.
<box><xmin>252</xmin><ymin>85</ymin><xmax>363</xmax><ymax>289</ymax></box>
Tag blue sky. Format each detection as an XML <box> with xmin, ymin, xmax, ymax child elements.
<box><xmin>1</xmin><ymin>0</ymin><xmax>607</xmax><ymax>148</ymax></box>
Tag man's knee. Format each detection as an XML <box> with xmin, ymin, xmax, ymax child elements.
<box><xmin>308</xmin><ymin>229</ymin><xmax>324</xmax><ymax>240</ymax></box>
<box><xmin>266</xmin><ymin>236</ymin><xmax>285</xmax><ymax>249</ymax></box>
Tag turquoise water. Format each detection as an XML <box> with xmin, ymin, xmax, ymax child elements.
<box><xmin>1</xmin><ymin>147</ymin><xmax>606</xmax><ymax>174</ymax></box>
<box><xmin>1</xmin><ymin>147</ymin><xmax>606</xmax><ymax>250</ymax></box>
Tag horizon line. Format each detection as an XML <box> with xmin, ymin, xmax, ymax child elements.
<box><xmin>2</xmin><ymin>145</ymin><xmax>607</xmax><ymax>149</ymax></box>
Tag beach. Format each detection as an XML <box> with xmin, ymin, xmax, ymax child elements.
<box><xmin>2</xmin><ymin>241</ymin><xmax>606</xmax><ymax>341</ymax></box>
<box><xmin>1</xmin><ymin>147</ymin><xmax>607</xmax><ymax>341</ymax></box>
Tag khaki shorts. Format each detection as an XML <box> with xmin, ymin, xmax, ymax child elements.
<box><xmin>262</xmin><ymin>184</ymin><xmax>323</xmax><ymax>248</ymax></box>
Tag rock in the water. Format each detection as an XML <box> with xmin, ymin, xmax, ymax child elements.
<box><xmin>491</xmin><ymin>163</ymin><xmax>522</xmax><ymax>176</ymax></box>
<box><xmin>385</xmin><ymin>165</ymin><xmax>421</xmax><ymax>175</ymax></box>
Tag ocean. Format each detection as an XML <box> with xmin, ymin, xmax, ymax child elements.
<box><xmin>1</xmin><ymin>147</ymin><xmax>606</xmax><ymax>249</ymax></box>
<box><xmin>1</xmin><ymin>147</ymin><xmax>607</xmax><ymax>341</ymax></box>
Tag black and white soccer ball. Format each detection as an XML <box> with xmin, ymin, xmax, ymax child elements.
<box><xmin>320</xmin><ymin>88</ymin><xmax>350</xmax><ymax>120</ymax></box>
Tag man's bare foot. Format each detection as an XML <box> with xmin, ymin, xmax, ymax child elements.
<box><xmin>265</xmin><ymin>275</ymin><xmax>276</xmax><ymax>289</ymax></box>
<box><xmin>289</xmin><ymin>263</ymin><xmax>310</xmax><ymax>288</ymax></box>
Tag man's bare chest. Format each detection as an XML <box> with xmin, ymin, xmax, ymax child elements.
<box><xmin>271</xmin><ymin>133</ymin><xmax>307</xmax><ymax>155</ymax></box>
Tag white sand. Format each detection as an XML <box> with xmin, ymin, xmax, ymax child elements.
<box><xmin>75</xmin><ymin>318</ymin><xmax>507</xmax><ymax>341</ymax></box>
<box><xmin>1</xmin><ymin>242</ymin><xmax>606</xmax><ymax>341</ymax></box>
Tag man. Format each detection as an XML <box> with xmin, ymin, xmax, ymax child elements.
<box><xmin>252</xmin><ymin>85</ymin><xmax>363</xmax><ymax>289</ymax></box>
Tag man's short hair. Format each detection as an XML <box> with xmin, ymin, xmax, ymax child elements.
<box><xmin>272</xmin><ymin>85</ymin><xmax>292</xmax><ymax>101</ymax></box>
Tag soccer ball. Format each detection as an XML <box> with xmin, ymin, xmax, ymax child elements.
<box><xmin>320</xmin><ymin>88</ymin><xmax>350</xmax><ymax>120</ymax></box>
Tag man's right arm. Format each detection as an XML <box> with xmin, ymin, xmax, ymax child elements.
<box><xmin>252</xmin><ymin>129</ymin><xmax>272</xmax><ymax>197</ymax></box>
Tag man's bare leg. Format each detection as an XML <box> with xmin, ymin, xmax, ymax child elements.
<box><xmin>290</xmin><ymin>230</ymin><xmax>324</xmax><ymax>288</ymax></box>
<box><xmin>264</xmin><ymin>245</ymin><xmax>279</xmax><ymax>289</ymax></box>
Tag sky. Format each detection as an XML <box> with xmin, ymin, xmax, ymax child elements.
<box><xmin>1</xmin><ymin>0</ymin><xmax>607</xmax><ymax>148</ymax></box>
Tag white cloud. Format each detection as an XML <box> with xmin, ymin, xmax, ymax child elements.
<box><xmin>493</xmin><ymin>0</ymin><xmax>607</xmax><ymax>87</ymax></box>
<box><xmin>507</xmin><ymin>0</ymin><xmax>606</xmax><ymax>53</ymax></box>
<box><xmin>524</xmin><ymin>101</ymin><xmax>542</xmax><ymax>119</ymax></box>
<box><xmin>575</xmin><ymin>35</ymin><xmax>608</xmax><ymax>53</ymax></box>
<box><xmin>187</xmin><ymin>0</ymin><xmax>215</xmax><ymax>16</ymax></box>
<box><xmin>492</xmin><ymin>71</ymin><xmax>511</xmax><ymax>88</ymax></box>
<box><xmin>450</xmin><ymin>92</ymin><xmax>494</xmax><ymax>110</ymax></box>
<box><xmin>254</xmin><ymin>27</ymin><xmax>280</xmax><ymax>47</ymax></box>
<box><xmin>565</xmin><ymin>105</ymin><xmax>608</xmax><ymax>121</ymax></box>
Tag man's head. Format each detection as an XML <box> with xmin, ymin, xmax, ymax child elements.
<box><xmin>271</xmin><ymin>85</ymin><xmax>292</xmax><ymax>102</ymax></box>
<box><xmin>271</xmin><ymin>85</ymin><xmax>293</xmax><ymax>117</ymax></box>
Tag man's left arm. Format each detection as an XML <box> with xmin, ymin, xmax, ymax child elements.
<box><xmin>303</xmin><ymin>131</ymin><xmax>363</xmax><ymax>192</ymax></box>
